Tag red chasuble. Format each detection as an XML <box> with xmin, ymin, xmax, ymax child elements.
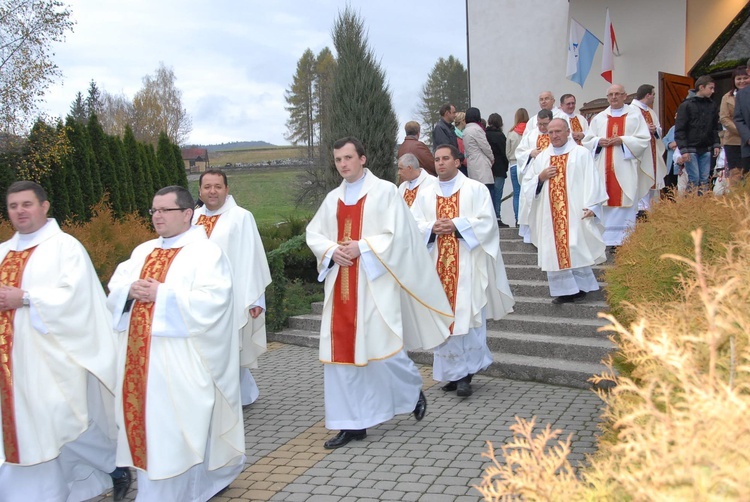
<box><xmin>330</xmin><ymin>197</ymin><xmax>366</xmax><ymax>364</ymax></box>
<box><xmin>548</xmin><ymin>154</ymin><xmax>572</xmax><ymax>269</ymax></box>
<box><xmin>123</xmin><ymin>247</ymin><xmax>181</xmax><ymax>470</ymax></box>
<box><xmin>604</xmin><ymin>115</ymin><xmax>626</xmax><ymax>206</ymax></box>
<box><xmin>196</xmin><ymin>214</ymin><xmax>221</xmax><ymax>238</ymax></box>
<box><xmin>640</xmin><ymin>108</ymin><xmax>658</xmax><ymax>189</ymax></box>
<box><xmin>570</xmin><ymin>116</ymin><xmax>583</xmax><ymax>145</ymax></box>
<box><xmin>436</xmin><ymin>192</ymin><xmax>460</xmax><ymax>334</ymax></box>
<box><xmin>403</xmin><ymin>186</ymin><xmax>419</xmax><ymax>207</ymax></box>
<box><xmin>0</xmin><ymin>246</ymin><xmax>37</xmax><ymax>463</ymax></box>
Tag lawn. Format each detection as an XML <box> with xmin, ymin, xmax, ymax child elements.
<box><xmin>210</xmin><ymin>145</ymin><xmax>308</xmax><ymax>166</ymax></box>
<box><xmin>188</xmin><ymin>167</ymin><xmax>313</xmax><ymax>226</ymax></box>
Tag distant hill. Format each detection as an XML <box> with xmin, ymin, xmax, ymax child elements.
<box><xmin>187</xmin><ymin>141</ymin><xmax>276</xmax><ymax>152</ymax></box>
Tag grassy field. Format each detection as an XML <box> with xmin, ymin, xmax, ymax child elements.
<box><xmin>209</xmin><ymin>145</ymin><xmax>308</xmax><ymax>166</ymax></box>
<box><xmin>189</xmin><ymin>167</ymin><xmax>312</xmax><ymax>226</ymax></box>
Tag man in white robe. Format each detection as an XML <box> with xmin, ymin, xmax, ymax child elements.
<box><xmin>582</xmin><ymin>84</ymin><xmax>652</xmax><ymax>247</ymax></box>
<box><xmin>515</xmin><ymin>109</ymin><xmax>553</xmax><ymax>243</ymax></box>
<box><xmin>523</xmin><ymin>91</ymin><xmax>570</xmax><ymax>138</ymax></box>
<box><xmin>631</xmin><ymin>84</ymin><xmax>667</xmax><ymax>211</ymax></box>
<box><xmin>0</xmin><ymin>181</ymin><xmax>127</xmax><ymax>502</ymax></box>
<box><xmin>398</xmin><ymin>152</ymin><xmax>437</xmax><ymax>211</ymax></box>
<box><xmin>306</xmin><ymin>137</ymin><xmax>453</xmax><ymax>449</ymax></box>
<box><xmin>559</xmin><ymin>93</ymin><xmax>589</xmax><ymax>145</ymax></box>
<box><xmin>524</xmin><ymin>120</ymin><xmax>608</xmax><ymax>304</ymax></box>
<box><xmin>412</xmin><ymin>144</ymin><xmax>515</xmax><ymax>397</ymax></box>
<box><xmin>193</xmin><ymin>169</ymin><xmax>272</xmax><ymax>406</ymax></box>
<box><xmin>108</xmin><ymin>186</ymin><xmax>244</xmax><ymax>501</ymax></box>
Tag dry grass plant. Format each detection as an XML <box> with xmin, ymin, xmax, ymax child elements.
<box><xmin>476</xmin><ymin>192</ymin><xmax>750</xmax><ymax>501</ymax></box>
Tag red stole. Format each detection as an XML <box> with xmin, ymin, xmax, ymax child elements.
<box><xmin>330</xmin><ymin>197</ymin><xmax>366</xmax><ymax>364</ymax></box>
<box><xmin>548</xmin><ymin>154</ymin><xmax>571</xmax><ymax>269</ymax></box>
<box><xmin>0</xmin><ymin>246</ymin><xmax>37</xmax><ymax>463</ymax></box>
<box><xmin>537</xmin><ymin>134</ymin><xmax>550</xmax><ymax>150</ymax></box>
<box><xmin>604</xmin><ymin>115</ymin><xmax>626</xmax><ymax>206</ymax></box>
<box><xmin>196</xmin><ymin>214</ymin><xmax>221</xmax><ymax>238</ymax></box>
<box><xmin>403</xmin><ymin>186</ymin><xmax>419</xmax><ymax>207</ymax></box>
<box><xmin>640</xmin><ymin>108</ymin><xmax>658</xmax><ymax>189</ymax></box>
<box><xmin>123</xmin><ymin>247</ymin><xmax>182</xmax><ymax>470</ymax></box>
<box><xmin>570</xmin><ymin>116</ymin><xmax>583</xmax><ymax>145</ymax></box>
<box><xmin>436</xmin><ymin>192</ymin><xmax>460</xmax><ymax>334</ymax></box>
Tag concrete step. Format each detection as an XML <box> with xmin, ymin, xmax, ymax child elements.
<box><xmin>489</xmin><ymin>313</ymin><xmax>607</xmax><ymax>338</ymax></box>
<box><xmin>499</xmin><ymin>239</ymin><xmax>537</xmax><ymax>253</ymax></box>
<box><xmin>501</xmin><ymin>251</ymin><xmax>538</xmax><ymax>266</ymax></box>
<box><xmin>509</xmin><ymin>279</ymin><xmax>606</xmax><ymax>299</ymax></box>
<box><xmin>504</xmin><ymin>264</ymin><xmax>608</xmax><ymax>282</ymax></box>
<box><xmin>485</xmin><ymin>330</ymin><xmax>614</xmax><ymax>363</ymax></box>
<box><xmin>499</xmin><ymin>227</ymin><xmax>523</xmax><ymax>240</ymax></box>
<box><xmin>268</xmin><ymin>328</ymin><xmax>318</xmax><ymax>348</ymax></box>
<box><xmin>512</xmin><ymin>296</ymin><xmax>609</xmax><ymax>319</ymax></box>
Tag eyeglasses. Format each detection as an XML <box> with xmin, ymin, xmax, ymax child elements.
<box><xmin>148</xmin><ymin>207</ymin><xmax>187</xmax><ymax>215</ymax></box>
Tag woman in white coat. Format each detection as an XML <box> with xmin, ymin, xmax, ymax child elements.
<box><xmin>462</xmin><ymin>107</ymin><xmax>496</xmax><ymax>211</ymax></box>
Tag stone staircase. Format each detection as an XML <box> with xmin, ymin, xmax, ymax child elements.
<box><xmin>269</xmin><ymin>227</ymin><xmax>615</xmax><ymax>389</ymax></box>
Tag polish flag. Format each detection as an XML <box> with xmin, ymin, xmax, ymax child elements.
<box><xmin>601</xmin><ymin>8</ymin><xmax>619</xmax><ymax>83</ymax></box>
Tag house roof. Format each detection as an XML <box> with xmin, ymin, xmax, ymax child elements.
<box><xmin>691</xmin><ymin>3</ymin><xmax>750</xmax><ymax>76</ymax></box>
<box><xmin>181</xmin><ymin>148</ymin><xmax>209</xmax><ymax>161</ymax></box>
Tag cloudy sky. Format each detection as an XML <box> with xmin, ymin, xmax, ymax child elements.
<box><xmin>42</xmin><ymin>0</ymin><xmax>468</xmax><ymax>146</ymax></box>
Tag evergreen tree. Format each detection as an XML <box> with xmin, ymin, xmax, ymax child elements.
<box><xmin>28</xmin><ymin>121</ymin><xmax>70</xmax><ymax>220</ymax></box>
<box><xmin>314</xmin><ymin>47</ymin><xmax>337</xmax><ymax>149</ymax></box>
<box><xmin>124</xmin><ymin>126</ymin><xmax>150</xmax><ymax>217</ymax></box>
<box><xmin>69</xmin><ymin>92</ymin><xmax>87</xmax><ymax>125</ymax></box>
<box><xmin>321</xmin><ymin>7</ymin><xmax>398</xmax><ymax>191</ymax></box>
<box><xmin>137</xmin><ymin>142</ymin><xmax>155</xmax><ymax>204</ymax></box>
<box><xmin>65</xmin><ymin>115</ymin><xmax>101</xmax><ymax>215</ymax></box>
<box><xmin>417</xmin><ymin>56</ymin><xmax>469</xmax><ymax>144</ymax></box>
<box><xmin>87</xmin><ymin>113</ymin><xmax>121</xmax><ymax>215</ymax></box>
<box><xmin>86</xmin><ymin>80</ymin><xmax>103</xmax><ymax>119</ymax></box>
<box><xmin>156</xmin><ymin>132</ymin><xmax>177</xmax><ymax>186</ymax></box>
<box><xmin>146</xmin><ymin>143</ymin><xmax>165</xmax><ymax>193</ymax></box>
<box><xmin>172</xmin><ymin>143</ymin><xmax>188</xmax><ymax>188</ymax></box>
<box><xmin>284</xmin><ymin>49</ymin><xmax>317</xmax><ymax>160</ymax></box>
<box><xmin>58</xmin><ymin>122</ymin><xmax>85</xmax><ymax>220</ymax></box>
<box><xmin>108</xmin><ymin>135</ymin><xmax>135</xmax><ymax>213</ymax></box>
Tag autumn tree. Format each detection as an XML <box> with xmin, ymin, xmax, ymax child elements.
<box><xmin>285</xmin><ymin>49</ymin><xmax>316</xmax><ymax>159</ymax></box>
<box><xmin>320</xmin><ymin>7</ymin><xmax>397</xmax><ymax>191</ymax></box>
<box><xmin>417</xmin><ymin>56</ymin><xmax>468</xmax><ymax>144</ymax></box>
<box><xmin>98</xmin><ymin>91</ymin><xmax>133</xmax><ymax>138</ymax></box>
<box><xmin>0</xmin><ymin>0</ymin><xmax>74</xmax><ymax>135</ymax></box>
<box><xmin>132</xmin><ymin>62</ymin><xmax>192</xmax><ymax>146</ymax></box>
<box><xmin>314</xmin><ymin>47</ymin><xmax>336</xmax><ymax>149</ymax></box>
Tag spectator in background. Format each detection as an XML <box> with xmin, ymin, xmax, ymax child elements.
<box><xmin>454</xmin><ymin>111</ymin><xmax>468</xmax><ymax>176</ymax></box>
<box><xmin>432</xmin><ymin>103</ymin><xmax>458</xmax><ymax>152</ymax></box>
<box><xmin>398</xmin><ymin>121</ymin><xmax>436</xmax><ymax>176</ymax></box>
<box><xmin>506</xmin><ymin>108</ymin><xmax>529</xmax><ymax>227</ymax></box>
<box><xmin>734</xmin><ymin>58</ymin><xmax>750</xmax><ymax>174</ymax></box>
<box><xmin>485</xmin><ymin>113</ymin><xmax>510</xmax><ymax>227</ymax></box>
<box><xmin>462</xmin><ymin>107</ymin><xmax>495</xmax><ymax>205</ymax></box>
<box><xmin>662</xmin><ymin>113</ymin><xmax>684</xmax><ymax>195</ymax></box>
<box><xmin>720</xmin><ymin>67</ymin><xmax>749</xmax><ymax>174</ymax></box>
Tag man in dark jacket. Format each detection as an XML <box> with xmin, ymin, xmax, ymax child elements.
<box><xmin>432</xmin><ymin>103</ymin><xmax>458</xmax><ymax>151</ymax></box>
<box><xmin>674</xmin><ymin>75</ymin><xmax>720</xmax><ymax>190</ymax></box>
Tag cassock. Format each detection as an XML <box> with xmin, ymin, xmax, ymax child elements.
<box><xmin>582</xmin><ymin>104</ymin><xmax>651</xmax><ymax>246</ymax></box>
<box><xmin>107</xmin><ymin>226</ymin><xmax>244</xmax><ymax>501</ymax></box>
<box><xmin>0</xmin><ymin>219</ymin><xmax>118</xmax><ymax>502</ymax></box>
<box><xmin>398</xmin><ymin>168</ymin><xmax>438</xmax><ymax>210</ymax></box>
<box><xmin>306</xmin><ymin>169</ymin><xmax>453</xmax><ymax>430</ymax></box>
<box><xmin>524</xmin><ymin>140</ymin><xmax>608</xmax><ymax>296</ymax></box>
<box><xmin>411</xmin><ymin>172</ymin><xmax>515</xmax><ymax>382</ymax></box>
<box><xmin>565</xmin><ymin>112</ymin><xmax>590</xmax><ymax>145</ymax></box>
<box><xmin>515</xmin><ymin>128</ymin><xmax>550</xmax><ymax>243</ymax></box>
<box><xmin>631</xmin><ymin>99</ymin><xmax>667</xmax><ymax>210</ymax></box>
<box><xmin>193</xmin><ymin>195</ymin><xmax>272</xmax><ymax>406</ymax></box>
<box><xmin>523</xmin><ymin>107</ymin><xmax>569</xmax><ymax>138</ymax></box>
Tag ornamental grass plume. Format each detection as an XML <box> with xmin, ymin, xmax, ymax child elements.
<box><xmin>476</xmin><ymin>192</ymin><xmax>750</xmax><ymax>501</ymax></box>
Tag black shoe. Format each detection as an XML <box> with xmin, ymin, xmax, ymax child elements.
<box><xmin>413</xmin><ymin>391</ymin><xmax>427</xmax><ymax>421</ymax></box>
<box><xmin>552</xmin><ymin>293</ymin><xmax>577</xmax><ymax>304</ymax></box>
<box><xmin>110</xmin><ymin>467</ymin><xmax>132</xmax><ymax>502</ymax></box>
<box><xmin>456</xmin><ymin>377</ymin><xmax>473</xmax><ymax>397</ymax></box>
<box><xmin>441</xmin><ymin>381</ymin><xmax>457</xmax><ymax>392</ymax></box>
<box><xmin>324</xmin><ymin>429</ymin><xmax>366</xmax><ymax>449</ymax></box>
<box><xmin>497</xmin><ymin>220</ymin><xmax>509</xmax><ymax>228</ymax></box>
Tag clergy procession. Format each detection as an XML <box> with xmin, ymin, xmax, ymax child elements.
<box><xmin>0</xmin><ymin>83</ymin><xmax>677</xmax><ymax>500</ymax></box>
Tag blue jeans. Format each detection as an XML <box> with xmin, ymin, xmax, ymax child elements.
<box><xmin>684</xmin><ymin>151</ymin><xmax>711</xmax><ymax>189</ymax></box>
<box><xmin>491</xmin><ymin>176</ymin><xmax>505</xmax><ymax>218</ymax></box>
<box><xmin>509</xmin><ymin>165</ymin><xmax>520</xmax><ymax>223</ymax></box>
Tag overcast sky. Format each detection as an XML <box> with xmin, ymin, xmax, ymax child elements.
<box><xmin>42</xmin><ymin>0</ymin><xmax>467</xmax><ymax>146</ymax></box>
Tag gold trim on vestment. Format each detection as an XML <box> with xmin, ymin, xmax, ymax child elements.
<box><xmin>196</xmin><ymin>214</ymin><xmax>221</xmax><ymax>238</ymax></box>
<box><xmin>548</xmin><ymin>154</ymin><xmax>571</xmax><ymax>269</ymax></box>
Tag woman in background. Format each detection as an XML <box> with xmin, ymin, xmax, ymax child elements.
<box><xmin>485</xmin><ymin>113</ymin><xmax>509</xmax><ymax>227</ymax></box>
<box><xmin>505</xmin><ymin>108</ymin><xmax>529</xmax><ymax>227</ymax></box>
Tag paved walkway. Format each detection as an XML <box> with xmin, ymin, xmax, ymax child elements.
<box><xmin>95</xmin><ymin>342</ymin><xmax>603</xmax><ymax>501</ymax></box>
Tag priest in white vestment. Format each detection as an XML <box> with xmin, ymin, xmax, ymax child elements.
<box><xmin>398</xmin><ymin>152</ymin><xmax>438</xmax><ymax>211</ymax></box>
<box><xmin>524</xmin><ymin>120</ymin><xmax>608</xmax><ymax>304</ymax></box>
<box><xmin>193</xmin><ymin>169</ymin><xmax>272</xmax><ymax>406</ymax></box>
<box><xmin>631</xmin><ymin>84</ymin><xmax>667</xmax><ymax>211</ymax></box>
<box><xmin>522</xmin><ymin>91</ymin><xmax>570</xmax><ymax>139</ymax></box>
<box><xmin>412</xmin><ymin>144</ymin><xmax>515</xmax><ymax>397</ymax></box>
<box><xmin>515</xmin><ymin>109</ymin><xmax>553</xmax><ymax>243</ymax></box>
<box><xmin>306</xmin><ymin>137</ymin><xmax>453</xmax><ymax>450</ymax></box>
<box><xmin>0</xmin><ymin>181</ymin><xmax>126</xmax><ymax>502</ymax></box>
<box><xmin>582</xmin><ymin>84</ymin><xmax>652</xmax><ymax>246</ymax></box>
<box><xmin>108</xmin><ymin>186</ymin><xmax>244</xmax><ymax>501</ymax></box>
<box><xmin>559</xmin><ymin>93</ymin><xmax>589</xmax><ymax>145</ymax></box>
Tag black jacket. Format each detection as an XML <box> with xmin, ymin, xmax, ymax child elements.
<box><xmin>432</xmin><ymin>118</ymin><xmax>458</xmax><ymax>151</ymax></box>
<box><xmin>674</xmin><ymin>94</ymin><xmax>720</xmax><ymax>154</ymax></box>
<box><xmin>485</xmin><ymin>127</ymin><xmax>509</xmax><ymax>178</ymax></box>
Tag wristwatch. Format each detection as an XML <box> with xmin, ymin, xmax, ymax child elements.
<box><xmin>22</xmin><ymin>291</ymin><xmax>30</xmax><ymax>307</ymax></box>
